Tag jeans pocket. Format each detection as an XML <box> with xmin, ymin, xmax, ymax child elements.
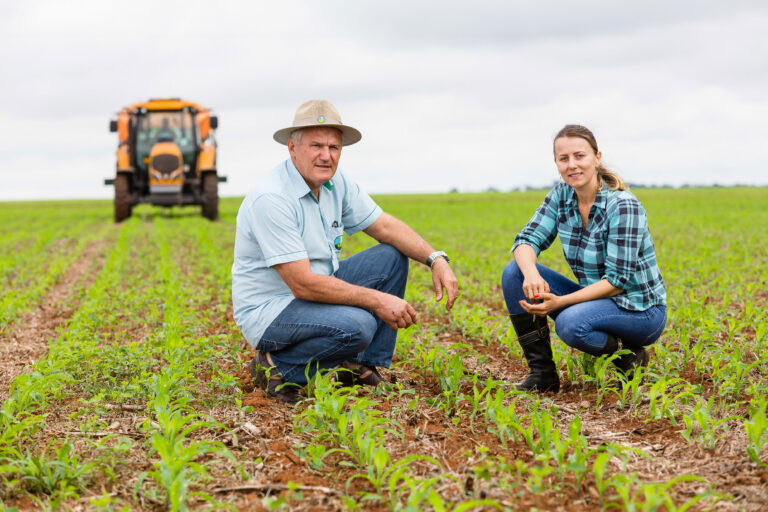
<box><xmin>256</xmin><ymin>339</ymin><xmax>280</xmax><ymax>353</ymax></box>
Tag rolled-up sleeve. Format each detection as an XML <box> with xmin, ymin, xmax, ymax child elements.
<box><xmin>250</xmin><ymin>193</ymin><xmax>308</xmax><ymax>267</ymax></box>
<box><xmin>604</xmin><ymin>198</ymin><xmax>645</xmax><ymax>289</ymax></box>
<box><xmin>512</xmin><ymin>188</ymin><xmax>560</xmax><ymax>256</ymax></box>
<box><xmin>339</xmin><ymin>171</ymin><xmax>382</xmax><ymax>235</ymax></box>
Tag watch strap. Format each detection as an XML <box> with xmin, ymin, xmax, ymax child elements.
<box><xmin>426</xmin><ymin>251</ymin><xmax>450</xmax><ymax>268</ymax></box>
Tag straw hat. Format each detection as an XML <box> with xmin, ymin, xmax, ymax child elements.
<box><xmin>273</xmin><ymin>100</ymin><xmax>362</xmax><ymax>146</ymax></box>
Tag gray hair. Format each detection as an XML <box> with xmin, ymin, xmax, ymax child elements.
<box><xmin>290</xmin><ymin>129</ymin><xmax>304</xmax><ymax>144</ymax></box>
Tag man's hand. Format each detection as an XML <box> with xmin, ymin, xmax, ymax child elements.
<box><xmin>375</xmin><ymin>293</ymin><xmax>418</xmax><ymax>330</ymax></box>
<box><xmin>363</xmin><ymin>213</ymin><xmax>459</xmax><ymax>312</ymax></box>
<box><xmin>431</xmin><ymin>258</ymin><xmax>459</xmax><ymax>311</ymax></box>
<box><xmin>519</xmin><ymin>292</ymin><xmax>562</xmax><ymax>317</ymax></box>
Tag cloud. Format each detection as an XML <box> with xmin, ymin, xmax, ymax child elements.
<box><xmin>1</xmin><ymin>0</ymin><xmax>767</xmax><ymax>200</ymax></box>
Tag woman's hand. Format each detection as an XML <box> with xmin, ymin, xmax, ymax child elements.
<box><xmin>522</xmin><ymin>273</ymin><xmax>550</xmax><ymax>302</ymax></box>
<box><xmin>519</xmin><ymin>292</ymin><xmax>562</xmax><ymax>317</ymax></box>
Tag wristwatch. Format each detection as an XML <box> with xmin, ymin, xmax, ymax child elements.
<box><xmin>426</xmin><ymin>251</ymin><xmax>450</xmax><ymax>268</ymax></box>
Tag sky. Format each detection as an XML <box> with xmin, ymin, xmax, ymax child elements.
<box><xmin>1</xmin><ymin>0</ymin><xmax>767</xmax><ymax>200</ymax></box>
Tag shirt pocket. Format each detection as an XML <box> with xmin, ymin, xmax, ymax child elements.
<box><xmin>329</xmin><ymin>227</ymin><xmax>344</xmax><ymax>273</ymax></box>
<box><xmin>330</xmin><ymin>227</ymin><xmax>344</xmax><ymax>254</ymax></box>
<box><xmin>583</xmin><ymin>227</ymin><xmax>607</xmax><ymax>270</ymax></box>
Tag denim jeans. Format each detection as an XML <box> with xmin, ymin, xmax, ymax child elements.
<box><xmin>258</xmin><ymin>243</ymin><xmax>409</xmax><ymax>384</ymax></box>
<box><xmin>501</xmin><ymin>262</ymin><xmax>667</xmax><ymax>354</ymax></box>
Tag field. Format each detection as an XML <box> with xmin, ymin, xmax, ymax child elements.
<box><xmin>1</xmin><ymin>188</ymin><xmax>767</xmax><ymax>511</ymax></box>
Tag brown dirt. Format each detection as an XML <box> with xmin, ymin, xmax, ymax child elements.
<box><xmin>0</xmin><ymin>234</ymin><xmax>112</xmax><ymax>402</ymax></box>
<box><xmin>10</xmin><ymin>324</ymin><xmax>767</xmax><ymax>511</ymax></box>
<box><xmin>215</xmin><ymin>318</ymin><xmax>768</xmax><ymax>511</ymax></box>
<box><xmin>3</xmin><ymin>253</ymin><xmax>767</xmax><ymax>511</ymax></box>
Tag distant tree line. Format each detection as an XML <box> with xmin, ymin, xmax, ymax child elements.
<box><xmin>452</xmin><ymin>182</ymin><xmax>767</xmax><ymax>194</ymax></box>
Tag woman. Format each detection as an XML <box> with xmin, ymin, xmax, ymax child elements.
<box><xmin>502</xmin><ymin>125</ymin><xmax>667</xmax><ymax>392</ymax></box>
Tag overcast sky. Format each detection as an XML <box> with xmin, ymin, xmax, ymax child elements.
<box><xmin>1</xmin><ymin>0</ymin><xmax>767</xmax><ymax>200</ymax></box>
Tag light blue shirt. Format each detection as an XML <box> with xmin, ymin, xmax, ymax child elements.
<box><xmin>232</xmin><ymin>159</ymin><xmax>382</xmax><ymax>345</ymax></box>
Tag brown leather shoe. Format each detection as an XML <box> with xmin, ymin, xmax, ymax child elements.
<box><xmin>248</xmin><ymin>351</ymin><xmax>301</xmax><ymax>403</ymax></box>
<box><xmin>337</xmin><ymin>364</ymin><xmax>385</xmax><ymax>387</ymax></box>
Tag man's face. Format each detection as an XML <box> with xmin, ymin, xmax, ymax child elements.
<box><xmin>288</xmin><ymin>127</ymin><xmax>342</xmax><ymax>193</ymax></box>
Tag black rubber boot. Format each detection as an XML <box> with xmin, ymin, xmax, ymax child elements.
<box><xmin>611</xmin><ymin>338</ymin><xmax>649</xmax><ymax>380</ymax></box>
<box><xmin>509</xmin><ymin>313</ymin><xmax>560</xmax><ymax>393</ymax></box>
<box><xmin>590</xmin><ymin>334</ymin><xmax>649</xmax><ymax>382</ymax></box>
<box><xmin>590</xmin><ymin>333</ymin><xmax>619</xmax><ymax>357</ymax></box>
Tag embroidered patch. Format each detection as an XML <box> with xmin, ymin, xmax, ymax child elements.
<box><xmin>334</xmin><ymin>235</ymin><xmax>343</xmax><ymax>251</ymax></box>
<box><xmin>317</xmin><ymin>115</ymin><xmax>326</xmax><ymax>123</ymax></box>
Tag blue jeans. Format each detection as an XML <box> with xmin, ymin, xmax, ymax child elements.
<box><xmin>501</xmin><ymin>262</ymin><xmax>667</xmax><ymax>354</ymax></box>
<box><xmin>258</xmin><ymin>244</ymin><xmax>409</xmax><ymax>384</ymax></box>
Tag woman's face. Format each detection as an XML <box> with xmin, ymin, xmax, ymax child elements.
<box><xmin>554</xmin><ymin>136</ymin><xmax>601</xmax><ymax>193</ymax></box>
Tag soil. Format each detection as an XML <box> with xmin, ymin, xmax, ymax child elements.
<box><xmin>0</xmin><ymin>235</ymin><xmax>112</xmax><ymax>402</ymax></box>
<box><xmin>2</xmin><ymin>240</ymin><xmax>767</xmax><ymax>510</ymax></box>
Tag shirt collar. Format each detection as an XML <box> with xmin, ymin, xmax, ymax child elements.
<box><xmin>564</xmin><ymin>184</ymin><xmax>578</xmax><ymax>207</ymax></box>
<box><xmin>564</xmin><ymin>184</ymin><xmax>607</xmax><ymax>210</ymax></box>
<box><xmin>284</xmin><ymin>159</ymin><xmax>333</xmax><ymax>198</ymax></box>
<box><xmin>284</xmin><ymin>159</ymin><xmax>312</xmax><ymax>199</ymax></box>
<box><xmin>594</xmin><ymin>188</ymin><xmax>607</xmax><ymax>209</ymax></box>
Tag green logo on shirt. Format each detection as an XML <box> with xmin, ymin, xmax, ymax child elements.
<box><xmin>334</xmin><ymin>235</ymin><xmax>343</xmax><ymax>250</ymax></box>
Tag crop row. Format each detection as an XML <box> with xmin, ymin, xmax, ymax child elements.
<box><xmin>1</xmin><ymin>188</ymin><xmax>767</xmax><ymax>510</ymax></box>
<box><xmin>0</xmin><ymin>202</ymin><xmax>113</xmax><ymax>333</ymax></box>
<box><xmin>0</xmin><ymin>212</ymin><xmax>244</xmax><ymax>510</ymax></box>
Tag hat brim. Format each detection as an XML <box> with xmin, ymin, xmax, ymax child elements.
<box><xmin>273</xmin><ymin>124</ymin><xmax>362</xmax><ymax>146</ymax></box>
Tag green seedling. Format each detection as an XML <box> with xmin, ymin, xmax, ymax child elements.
<box><xmin>745</xmin><ymin>396</ymin><xmax>768</xmax><ymax>465</ymax></box>
<box><xmin>484</xmin><ymin>389</ymin><xmax>522</xmax><ymax>448</ymax></box>
<box><xmin>681</xmin><ymin>397</ymin><xmax>741</xmax><ymax>450</ymax></box>
<box><xmin>647</xmin><ymin>377</ymin><xmax>695</xmax><ymax>425</ymax></box>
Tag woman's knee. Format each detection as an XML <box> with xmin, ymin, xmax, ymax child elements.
<box><xmin>502</xmin><ymin>262</ymin><xmax>525</xmax><ymax>295</ymax></box>
<box><xmin>502</xmin><ymin>261</ymin><xmax>527</xmax><ymax>312</ymax></box>
<box><xmin>554</xmin><ymin>311</ymin><xmax>582</xmax><ymax>348</ymax></box>
<box><xmin>502</xmin><ymin>261</ymin><xmax>522</xmax><ymax>286</ymax></box>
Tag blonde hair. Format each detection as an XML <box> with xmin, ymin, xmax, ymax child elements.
<box><xmin>554</xmin><ymin>125</ymin><xmax>628</xmax><ymax>191</ymax></box>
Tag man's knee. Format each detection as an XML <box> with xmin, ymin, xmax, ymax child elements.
<box><xmin>337</xmin><ymin>309</ymin><xmax>378</xmax><ymax>353</ymax></box>
<box><xmin>375</xmin><ymin>244</ymin><xmax>409</xmax><ymax>295</ymax></box>
<box><xmin>377</xmin><ymin>243</ymin><xmax>408</xmax><ymax>272</ymax></box>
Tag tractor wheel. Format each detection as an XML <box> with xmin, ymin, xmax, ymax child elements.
<box><xmin>114</xmin><ymin>174</ymin><xmax>132</xmax><ymax>222</ymax></box>
<box><xmin>202</xmin><ymin>173</ymin><xmax>219</xmax><ymax>220</ymax></box>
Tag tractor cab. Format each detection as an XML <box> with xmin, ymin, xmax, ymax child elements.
<box><xmin>134</xmin><ymin>109</ymin><xmax>197</xmax><ymax>194</ymax></box>
<box><xmin>105</xmin><ymin>98</ymin><xmax>225</xmax><ymax>222</ymax></box>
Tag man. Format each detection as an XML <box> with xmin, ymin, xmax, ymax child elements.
<box><xmin>232</xmin><ymin>100</ymin><xmax>458</xmax><ymax>403</ymax></box>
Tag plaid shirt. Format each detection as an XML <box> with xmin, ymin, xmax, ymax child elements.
<box><xmin>512</xmin><ymin>182</ymin><xmax>666</xmax><ymax>311</ymax></box>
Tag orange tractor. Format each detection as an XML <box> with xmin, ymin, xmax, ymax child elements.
<box><xmin>106</xmin><ymin>98</ymin><xmax>225</xmax><ymax>221</ymax></box>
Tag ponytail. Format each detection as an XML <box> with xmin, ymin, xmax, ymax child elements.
<box><xmin>597</xmin><ymin>164</ymin><xmax>628</xmax><ymax>191</ymax></box>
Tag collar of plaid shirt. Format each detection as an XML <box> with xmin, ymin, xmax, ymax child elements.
<box><xmin>563</xmin><ymin>185</ymin><xmax>608</xmax><ymax>227</ymax></box>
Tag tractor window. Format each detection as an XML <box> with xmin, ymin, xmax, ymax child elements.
<box><xmin>135</xmin><ymin>111</ymin><xmax>197</xmax><ymax>171</ymax></box>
